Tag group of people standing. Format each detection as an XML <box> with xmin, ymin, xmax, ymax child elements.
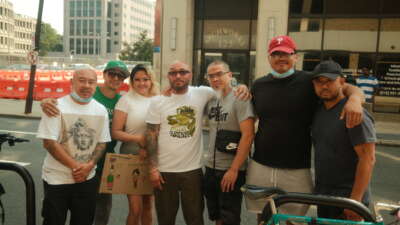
<box><xmin>36</xmin><ymin>35</ymin><xmax>376</xmax><ymax>225</ymax></box>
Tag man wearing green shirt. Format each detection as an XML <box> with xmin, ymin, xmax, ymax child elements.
<box><xmin>40</xmin><ymin>60</ymin><xmax>130</xmax><ymax>225</ymax></box>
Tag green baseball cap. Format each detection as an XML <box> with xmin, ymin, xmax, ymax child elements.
<box><xmin>104</xmin><ymin>60</ymin><xmax>130</xmax><ymax>78</ymax></box>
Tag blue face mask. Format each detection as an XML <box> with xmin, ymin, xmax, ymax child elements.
<box><xmin>70</xmin><ymin>91</ymin><xmax>93</xmax><ymax>103</ymax></box>
<box><xmin>271</xmin><ymin>68</ymin><xmax>295</xmax><ymax>79</ymax></box>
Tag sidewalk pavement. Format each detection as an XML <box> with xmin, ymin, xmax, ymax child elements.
<box><xmin>0</xmin><ymin>98</ymin><xmax>399</xmax><ymax>146</ymax></box>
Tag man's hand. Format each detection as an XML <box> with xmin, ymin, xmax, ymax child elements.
<box><xmin>340</xmin><ymin>96</ymin><xmax>363</xmax><ymax>128</ymax></box>
<box><xmin>343</xmin><ymin>209</ymin><xmax>363</xmax><ymax>221</ymax></box>
<box><xmin>135</xmin><ymin>134</ymin><xmax>146</xmax><ymax>148</ymax></box>
<box><xmin>233</xmin><ymin>85</ymin><xmax>251</xmax><ymax>101</ymax></box>
<box><xmin>40</xmin><ymin>98</ymin><xmax>59</xmax><ymax>117</ymax></box>
<box><xmin>149</xmin><ymin>168</ymin><xmax>165</xmax><ymax>190</ymax></box>
<box><xmin>72</xmin><ymin>162</ymin><xmax>94</xmax><ymax>183</ymax></box>
<box><xmin>221</xmin><ymin>168</ymin><xmax>238</xmax><ymax>192</ymax></box>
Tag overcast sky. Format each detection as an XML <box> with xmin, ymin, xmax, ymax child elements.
<box><xmin>11</xmin><ymin>0</ymin><xmax>64</xmax><ymax>34</ymax></box>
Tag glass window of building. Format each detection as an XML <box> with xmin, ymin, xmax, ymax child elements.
<box><xmin>382</xmin><ymin>0</ymin><xmax>400</xmax><ymax>15</ymax></box>
<box><xmin>89</xmin><ymin>0</ymin><xmax>95</xmax><ymax>17</ymax></box>
<box><xmin>89</xmin><ymin>39</ymin><xmax>94</xmax><ymax>54</ymax></box>
<box><xmin>96</xmin><ymin>19</ymin><xmax>101</xmax><ymax>34</ymax></box>
<box><xmin>76</xmin><ymin>20</ymin><xmax>82</xmax><ymax>35</ymax></box>
<box><xmin>96</xmin><ymin>0</ymin><xmax>102</xmax><ymax>17</ymax></box>
<box><xmin>379</xmin><ymin>19</ymin><xmax>400</xmax><ymax>53</ymax></box>
<box><xmin>89</xmin><ymin>20</ymin><xmax>94</xmax><ymax>35</ymax></box>
<box><xmin>289</xmin><ymin>0</ymin><xmax>323</xmax><ymax>15</ymax></box>
<box><xmin>95</xmin><ymin>39</ymin><xmax>100</xmax><ymax>54</ymax></box>
<box><xmin>82</xmin><ymin>20</ymin><xmax>88</xmax><ymax>35</ymax></box>
<box><xmin>83</xmin><ymin>1</ymin><xmax>88</xmax><ymax>17</ymax></box>
<box><xmin>325</xmin><ymin>0</ymin><xmax>379</xmax><ymax>15</ymax></box>
<box><xmin>82</xmin><ymin>38</ymin><xmax>88</xmax><ymax>54</ymax></box>
<box><xmin>289</xmin><ymin>18</ymin><xmax>323</xmax><ymax>51</ymax></box>
<box><xmin>323</xmin><ymin>18</ymin><xmax>378</xmax><ymax>52</ymax></box>
<box><xmin>107</xmin><ymin>2</ymin><xmax>112</xmax><ymax>18</ymax></box>
<box><xmin>76</xmin><ymin>1</ymin><xmax>82</xmax><ymax>17</ymax></box>
<box><xmin>76</xmin><ymin>38</ymin><xmax>81</xmax><ymax>54</ymax></box>
<box><xmin>193</xmin><ymin>0</ymin><xmax>258</xmax><ymax>86</ymax></box>
<box><xmin>107</xmin><ymin>21</ymin><xmax>111</xmax><ymax>37</ymax></box>
<box><xmin>106</xmin><ymin>39</ymin><xmax>111</xmax><ymax>53</ymax></box>
<box><xmin>69</xmin><ymin>1</ymin><xmax>75</xmax><ymax>17</ymax></box>
<box><xmin>70</xmin><ymin>20</ymin><xmax>75</xmax><ymax>35</ymax></box>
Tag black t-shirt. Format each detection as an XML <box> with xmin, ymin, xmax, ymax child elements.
<box><xmin>251</xmin><ymin>70</ymin><xmax>318</xmax><ymax>169</ymax></box>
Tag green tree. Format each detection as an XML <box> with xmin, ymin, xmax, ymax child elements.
<box><xmin>119</xmin><ymin>30</ymin><xmax>153</xmax><ymax>62</ymax></box>
<box><xmin>39</xmin><ymin>23</ymin><xmax>63</xmax><ymax>56</ymax></box>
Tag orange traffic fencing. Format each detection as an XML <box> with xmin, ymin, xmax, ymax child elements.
<box><xmin>0</xmin><ymin>70</ymin><xmax>131</xmax><ymax>100</ymax></box>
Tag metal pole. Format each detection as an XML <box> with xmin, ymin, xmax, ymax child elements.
<box><xmin>24</xmin><ymin>0</ymin><xmax>44</xmax><ymax>114</ymax></box>
<box><xmin>0</xmin><ymin>162</ymin><xmax>36</xmax><ymax>225</ymax></box>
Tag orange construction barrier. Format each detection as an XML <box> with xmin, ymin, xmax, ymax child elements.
<box><xmin>0</xmin><ymin>80</ymin><xmax>28</xmax><ymax>99</ymax></box>
<box><xmin>34</xmin><ymin>81</ymin><xmax>71</xmax><ymax>101</ymax></box>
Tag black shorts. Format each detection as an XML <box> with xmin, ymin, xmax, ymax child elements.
<box><xmin>203</xmin><ymin>167</ymin><xmax>245</xmax><ymax>225</ymax></box>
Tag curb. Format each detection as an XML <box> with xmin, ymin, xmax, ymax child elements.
<box><xmin>0</xmin><ymin>114</ymin><xmax>41</xmax><ymax>120</ymax></box>
<box><xmin>376</xmin><ymin>139</ymin><xmax>400</xmax><ymax>147</ymax></box>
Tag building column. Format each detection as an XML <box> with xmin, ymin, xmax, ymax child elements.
<box><xmin>255</xmin><ymin>0</ymin><xmax>289</xmax><ymax>79</ymax></box>
<box><xmin>158</xmin><ymin>0</ymin><xmax>194</xmax><ymax>89</ymax></box>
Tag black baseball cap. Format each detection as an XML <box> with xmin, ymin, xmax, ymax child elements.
<box><xmin>312</xmin><ymin>60</ymin><xmax>343</xmax><ymax>80</ymax></box>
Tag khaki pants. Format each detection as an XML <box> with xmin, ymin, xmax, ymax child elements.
<box><xmin>245</xmin><ymin>160</ymin><xmax>313</xmax><ymax>216</ymax></box>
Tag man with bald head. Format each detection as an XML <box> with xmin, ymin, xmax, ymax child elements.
<box><xmin>145</xmin><ymin>61</ymin><xmax>217</xmax><ymax>225</ymax></box>
<box><xmin>37</xmin><ymin>69</ymin><xmax>111</xmax><ymax>225</ymax></box>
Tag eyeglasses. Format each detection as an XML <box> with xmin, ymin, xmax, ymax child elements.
<box><xmin>205</xmin><ymin>71</ymin><xmax>229</xmax><ymax>79</ymax></box>
<box><xmin>168</xmin><ymin>70</ymin><xmax>190</xmax><ymax>77</ymax></box>
<box><xmin>270</xmin><ymin>52</ymin><xmax>294</xmax><ymax>59</ymax></box>
<box><xmin>107</xmin><ymin>71</ymin><xmax>126</xmax><ymax>80</ymax></box>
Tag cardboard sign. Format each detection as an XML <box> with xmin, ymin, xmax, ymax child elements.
<box><xmin>99</xmin><ymin>153</ymin><xmax>153</xmax><ymax>195</ymax></box>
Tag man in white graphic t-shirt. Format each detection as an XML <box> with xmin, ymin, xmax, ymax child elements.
<box><xmin>145</xmin><ymin>61</ymin><xmax>215</xmax><ymax>225</ymax></box>
<box><xmin>37</xmin><ymin>69</ymin><xmax>111</xmax><ymax>225</ymax></box>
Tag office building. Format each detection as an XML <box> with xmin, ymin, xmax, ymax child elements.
<box><xmin>64</xmin><ymin>0</ymin><xmax>155</xmax><ymax>59</ymax></box>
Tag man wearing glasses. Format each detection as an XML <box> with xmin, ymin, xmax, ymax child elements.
<box><xmin>246</xmin><ymin>35</ymin><xmax>365</xmax><ymax>223</ymax></box>
<box><xmin>40</xmin><ymin>60</ymin><xmax>130</xmax><ymax>225</ymax></box>
<box><xmin>145</xmin><ymin>61</ymin><xmax>249</xmax><ymax>225</ymax></box>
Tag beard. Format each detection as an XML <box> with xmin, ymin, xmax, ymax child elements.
<box><xmin>171</xmin><ymin>80</ymin><xmax>189</xmax><ymax>92</ymax></box>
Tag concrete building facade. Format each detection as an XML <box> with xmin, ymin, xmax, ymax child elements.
<box><xmin>63</xmin><ymin>0</ymin><xmax>155</xmax><ymax>59</ymax></box>
<box><xmin>0</xmin><ymin>0</ymin><xmax>36</xmax><ymax>64</ymax></box>
<box><xmin>155</xmin><ymin>0</ymin><xmax>400</xmax><ymax>110</ymax></box>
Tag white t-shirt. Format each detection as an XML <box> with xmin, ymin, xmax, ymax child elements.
<box><xmin>37</xmin><ymin>95</ymin><xmax>111</xmax><ymax>185</ymax></box>
<box><xmin>115</xmin><ymin>90</ymin><xmax>153</xmax><ymax>135</ymax></box>
<box><xmin>146</xmin><ymin>86</ymin><xmax>215</xmax><ymax>172</ymax></box>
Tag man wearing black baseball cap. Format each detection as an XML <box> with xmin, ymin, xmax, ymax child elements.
<box><xmin>246</xmin><ymin>35</ymin><xmax>366</xmax><ymax>223</ymax></box>
<box><xmin>311</xmin><ymin>60</ymin><xmax>376</xmax><ymax>221</ymax></box>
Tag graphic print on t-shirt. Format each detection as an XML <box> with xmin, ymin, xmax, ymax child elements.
<box><xmin>167</xmin><ymin>106</ymin><xmax>196</xmax><ymax>138</ymax></box>
<box><xmin>208</xmin><ymin>104</ymin><xmax>228</xmax><ymax>122</ymax></box>
<box><xmin>60</xmin><ymin>114</ymin><xmax>104</xmax><ymax>162</ymax></box>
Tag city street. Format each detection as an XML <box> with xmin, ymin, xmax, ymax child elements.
<box><xmin>0</xmin><ymin>116</ymin><xmax>399</xmax><ymax>225</ymax></box>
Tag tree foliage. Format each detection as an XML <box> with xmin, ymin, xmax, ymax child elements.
<box><xmin>119</xmin><ymin>30</ymin><xmax>153</xmax><ymax>62</ymax></box>
<box><xmin>39</xmin><ymin>23</ymin><xmax>63</xmax><ymax>56</ymax></box>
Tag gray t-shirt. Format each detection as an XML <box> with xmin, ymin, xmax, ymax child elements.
<box><xmin>205</xmin><ymin>91</ymin><xmax>255</xmax><ymax>170</ymax></box>
<box><xmin>311</xmin><ymin>97</ymin><xmax>376</xmax><ymax>191</ymax></box>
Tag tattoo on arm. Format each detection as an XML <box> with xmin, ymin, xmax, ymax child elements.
<box><xmin>145</xmin><ymin>123</ymin><xmax>160</xmax><ymax>167</ymax></box>
<box><xmin>90</xmin><ymin>143</ymin><xmax>106</xmax><ymax>164</ymax></box>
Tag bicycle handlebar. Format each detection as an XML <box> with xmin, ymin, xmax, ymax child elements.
<box><xmin>261</xmin><ymin>192</ymin><xmax>378</xmax><ymax>223</ymax></box>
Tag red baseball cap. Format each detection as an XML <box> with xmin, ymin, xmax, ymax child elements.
<box><xmin>268</xmin><ymin>35</ymin><xmax>297</xmax><ymax>54</ymax></box>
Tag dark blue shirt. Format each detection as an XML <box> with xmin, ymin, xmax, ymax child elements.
<box><xmin>311</xmin><ymin>98</ymin><xmax>376</xmax><ymax>191</ymax></box>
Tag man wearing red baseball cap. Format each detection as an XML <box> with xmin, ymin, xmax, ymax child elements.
<box><xmin>245</xmin><ymin>35</ymin><xmax>366</xmax><ymax>223</ymax></box>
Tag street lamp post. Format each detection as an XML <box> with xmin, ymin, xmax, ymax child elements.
<box><xmin>24</xmin><ymin>0</ymin><xmax>44</xmax><ymax>114</ymax></box>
